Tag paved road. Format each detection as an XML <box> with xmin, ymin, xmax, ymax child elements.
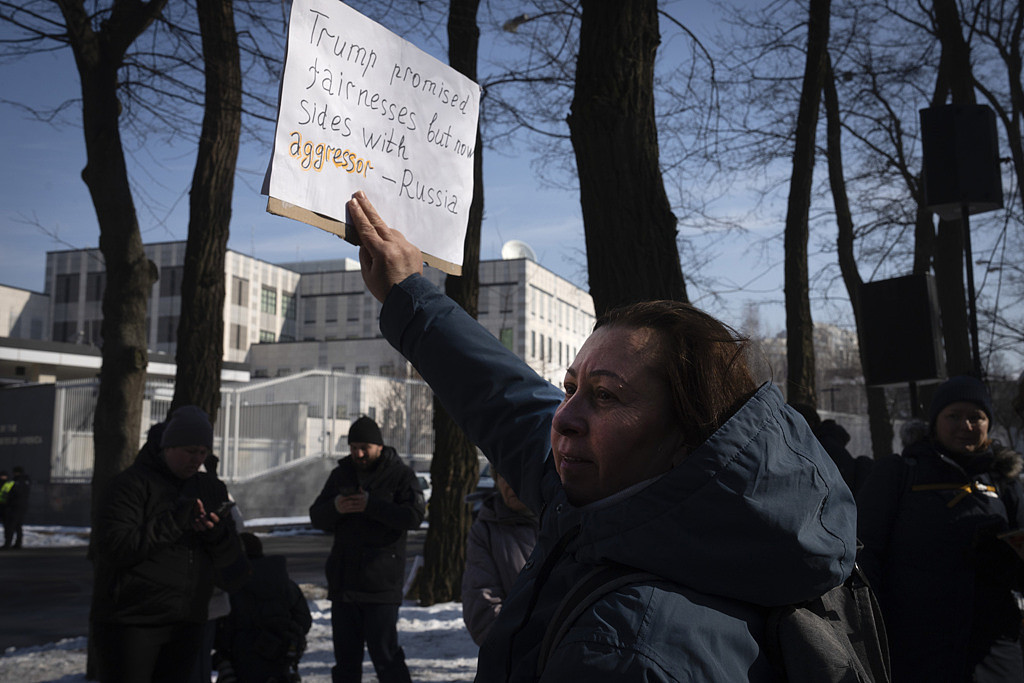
<box><xmin>0</xmin><ymin>528</ymin><xmax>425</xmax><ymax>652</ymax></box>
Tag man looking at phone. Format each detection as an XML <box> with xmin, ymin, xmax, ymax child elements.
<box><xmin>90</xmin><ymin>405</ymin><xmax>249</xmax><ymax>683</ymax></box>
<box><xmin>310</xmin><ymin>415</ymin><xmax>426</xmax><ymax>683</ymax></box>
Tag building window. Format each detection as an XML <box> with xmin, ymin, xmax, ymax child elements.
<box><xmin>500</xmin><ymin>328</ymin><xmax>514</xmax><ymax>351</ymax></box>
<box><xmin>539</xmin><ymin>334</ymin><xmax>545</xmax><ymax>361</ymax></box>
<box><xmin>159</xmin><ymin>266</ymin><xmax>183</xmax><ymax>297</ymax></box>
<box><xmin>88</xmin><ymin>319</ymin><xmax>103</xmax><ymax>346</ymax></box>
<box><xmin>53</xmin><ymin>321</ymin><xmax>78</xmax><ymax>343</ymax></box>
<box><xmin>325</xmin><ymin>298</ymin><xmax>338</xmax><ymax>323</ymax></box>
<box><xmin>379</xmin><ymin>364</ymin><xmax>395</xmax><ymax>377</ymax></box>
<box><xmin>158</xmin><ymin>316</ymin><xmax>179</xmax><ymax>343</ymax></box>
<box><xmin>86</xmin><ymin>272</ymin><xmax>105</xmax><ymax>302</ymax></box>
<box><xmin>531</xmin><ymin>331</ymin><xmax>536</xmax><ymax>358</ymax></box>
<box><xmin>232</xmin><ymin>276</ymin><xmax>249</xmax><ymax>307</ymax></box>
<box><xmin>282</xmin><ymin>292</ymin><xmax>297</xmax><ymax>320</ymax></box>
<box><xmin>279</xmin><ymin>333</ymin><xmax>295</xmax><ymax>342</ymax></box>
<box><xmin>261</xmin><ymin>286</ymin><xmax>277</xmax><ymax>314</ymax></box>
<box><xmin>304</xmin><ymin>301</ymin><xmax>317</xmax><ymax>324</ymax></box>
<box><xmin>55</xmin><ymin>274</ymin><xmax>79</xmax><ymax>304</ymax></box>
<box><xmin>355</xmin><ymin>365</ymin><xmax>369</xmax><ymax>375</ymax></box>
<box><xmin>230</xmin><ymin>323</ymin><xmax>248</xmax><ymax>350</ymax></box>
<box><xmin>259</xmin><ymin>329</ymin><xmax>276</xmax><ymax>343</ymax></box>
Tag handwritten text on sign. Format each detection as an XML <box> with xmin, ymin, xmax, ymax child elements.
<box><xmin>265</xmin><ymin>0</ymin><xmax>480</xmax><ymax>269</ymax></box>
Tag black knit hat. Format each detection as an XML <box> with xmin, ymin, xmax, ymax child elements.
<box><xmin>160</xmin><ymin>405</ymin><xmax>214</xmax><ymax>450</ymax></box>
<box><xmin>348</xmin><ymin>415</ymin><xmax>383</xmax><ymax>445</ymax></box>
<box><xmin>928</xmin><ymin>375</ymin><xmax>993</xmax><ymax>426</ymax></box>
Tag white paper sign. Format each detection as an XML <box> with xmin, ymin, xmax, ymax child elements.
<box><xmin>264</xmin><ymin>0</ymin><xmax>480</xmax><ymax>272</ymax></box>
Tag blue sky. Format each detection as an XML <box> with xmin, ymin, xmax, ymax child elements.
<box><xmin>0</xmin><ymin>2</ymin><xmax>794</xmax><ymax>336</ymax></box>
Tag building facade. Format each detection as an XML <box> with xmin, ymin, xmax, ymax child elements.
<box><xmin>45</xmin><ymin>243</ymin><xmax>301</xmax><ymax>363</ymax></box>
<box><xmin>36</xmin><ymin>242</ymin><xmax>595</xmax><ymax>386</ymax></box>
<box><xmin>249</xmin><ymin>255</ymin><xmax>596</xmax><ymax>386</ymax></box>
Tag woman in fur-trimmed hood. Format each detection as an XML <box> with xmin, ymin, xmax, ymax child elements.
<box><xmin>858</xmin><ymin>375</ymin><xmax>1024</xmax><ymax>682</ymax></box>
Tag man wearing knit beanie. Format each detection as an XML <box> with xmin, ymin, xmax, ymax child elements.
<box><xmin>90</xmin><ymin>404</ymin><xmax>248</xmax><ymax>682</ymax></box>
<box><xmin>309</xmin><ymin>415</ymin><xmax>425</xmax><ymax>683</ymax></box>
<box><xmin>160</xmin><ymin>405</ymin><xmax>215</xmax><ymax>480</ymax></box>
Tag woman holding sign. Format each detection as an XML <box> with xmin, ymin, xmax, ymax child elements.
<box><xmin>347</xmin><ymin>192</ymin><xmax>856</xmax><ymax>681</ymax></box>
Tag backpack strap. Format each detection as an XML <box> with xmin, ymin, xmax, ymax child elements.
<box><xmin>535</xmin><ymin>563</ymin><xmax>658</xmax><ymax>678</ymax></box>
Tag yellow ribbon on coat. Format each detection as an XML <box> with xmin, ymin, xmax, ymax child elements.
<box><xmin>911</xmin><ymin>481</ymin><xmax>998</xmax><ymax>508</ymax></box>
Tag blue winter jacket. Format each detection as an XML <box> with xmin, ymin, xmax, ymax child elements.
<box><xmin>381</xmin><ymin>275</ymin><xmax>857</xmax><ymax>682</ymax></box>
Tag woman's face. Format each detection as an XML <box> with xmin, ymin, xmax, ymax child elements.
<box><xmin>551</xmin><ymin>325</ymin><xmax>685</xmax><ymax>506</ymax></box>
<box><xmin>934</xmin><ymin>401</ymin><xmax>990</xmax><ymax>455</ymax></box>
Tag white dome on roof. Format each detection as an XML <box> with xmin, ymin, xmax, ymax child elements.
<box><xmin>500</xmin><ymin>239</ymin><xmax>537</xmax><ymax>262</ymax></box>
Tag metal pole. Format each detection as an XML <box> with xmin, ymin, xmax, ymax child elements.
<box><xmin>961</xmin><ymin>204</ymin><xmax>983</xmax><ymax>378</ymax></box>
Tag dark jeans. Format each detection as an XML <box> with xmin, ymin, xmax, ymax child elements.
<box><xmin>3</xmin><ymin>507</ymin><xmax>25</xmax><ymax>548</ymax></box>
<box><xmin>330</xmin><ymin>601</ymin><xmax>411</xmax><ymax>683</ymax></box>
<box><xmin>93</xmin><ymin>621</ymin><xmax>205</xmax><ymax>683</ymax></box>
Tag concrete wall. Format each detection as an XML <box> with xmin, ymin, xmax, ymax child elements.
<box><xmin>229</xmin><ymin>455</ymin><xmax>339</xmax><ymax>522</ymax></box>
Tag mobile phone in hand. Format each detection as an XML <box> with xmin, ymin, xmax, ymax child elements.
<box><xmin>212</xmin><ymin>500</ymin><xmax>236</xmax><ymax>519</ymax></box>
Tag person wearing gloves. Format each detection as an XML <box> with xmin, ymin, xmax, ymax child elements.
<box><xmin>858</xmin><ymin>375</ymin><xmax>1024</xmax><ymax>681</ymax></box>
<box><xmin>309</xmin><ymin>415</ymin><xmax>426</xmax><ymax>683</ymax></box>
<box><xmin>343</xmin><ymin>191</ymin><xmax>856</xmax><ymax>682</ymax></box>
<box><xmin>89</xmin><ymin>405</ymin><xmax>249</xmax><ymax>683</ymax></box>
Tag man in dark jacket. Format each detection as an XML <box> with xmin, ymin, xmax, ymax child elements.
<box><xmin>309</xmin><ymin>415</ymin><xmax>425</xmax><ymax>683</ymax></box>
<box><xmin>2</xmin><ymin>465</ymin><xmax>30</xmax><ymax>549</ymax></box>
<box><xmin>90</xmin><ymin>406</ymin><xmax>249</xmax><ymax>683</ymax></box>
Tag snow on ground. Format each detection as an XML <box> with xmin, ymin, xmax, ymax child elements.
<box><xmin>0</xmin><ymin>525</ymin><xmax>479</xmax><ymax>683</ymax></box>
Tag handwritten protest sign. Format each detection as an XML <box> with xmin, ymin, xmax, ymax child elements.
<box><xmin>263</xmin><ymin>0</ymin><xmax>480</xmax><ymax>274</ymax></box>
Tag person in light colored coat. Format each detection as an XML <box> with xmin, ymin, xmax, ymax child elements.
<box><xmin>347</xmin><ymin>192</ymin><xmax>857</xmax><ymax>682</ymax></box>
<box><xmin>462</xmin><ymin>473</ymin><xmax>539</xmax><ymax>645</ymax></box>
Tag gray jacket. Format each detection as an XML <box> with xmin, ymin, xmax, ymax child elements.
<box><xmin>461</xmin><ymin>493</ymin><xmax>539</xmax><ymax>645</ymax></box>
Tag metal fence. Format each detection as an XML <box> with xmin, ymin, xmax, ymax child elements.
<box><xmin>50</xmin><ymin>370</ymin><xmax>435</xmax><ymax>483</ymax></box>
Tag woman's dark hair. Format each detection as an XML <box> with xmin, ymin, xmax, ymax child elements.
<box><xmin>595</xmin><ymin>300</ymin><xmax>757</xmax><ymax>450</ymax></box>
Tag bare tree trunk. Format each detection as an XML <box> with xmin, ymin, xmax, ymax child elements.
<box><xmin>824</xmin><ymin>56</ymin><xmax>894</xmax><ymax>458</ymax></box>
<box><xmin>55</xmin><ymin>2</ymin><xmax>168</xmax><ymax>678</ymax></box>
<box><xmin>567</xmin><ymin>0</ymin><xmax>687</xmax><ymax>315</ymax></box>
<box><xmin>55</xmin><ymin>0</ymin><xmax>167</xmax><ymax>524</ymax></box>
<box><xmin>417</xmin><ymin>0</ymin><xmax>483</xmax><ymax>606</ymax></box>
<box><xmin>783</xmin><ymin>0</ymin><xmax>830</xmax><ymax>408</ymax></box>
<box><xmin>170</xmin><ymin>0</ymin><xmax>242</xmax><ymax>423</ymax></box>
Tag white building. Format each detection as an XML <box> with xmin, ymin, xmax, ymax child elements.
<box><xmin>32</xmin><ymin>241</ymin><xmax>594</xmax><ymax>386</ymax></box>
<box><xmin>249</xmin><ymin>254</ymin><xmax>595</xmax><ymax>386</ymax></box>
<box><xmin>45</xmin><ymin>243</ymin><xmax>301</xmax><ymax>363</ymax></box>
<box><xmin>0</xmin><ymin>284</ymin><xmax>49</xmax><ymax>341</ymax></box>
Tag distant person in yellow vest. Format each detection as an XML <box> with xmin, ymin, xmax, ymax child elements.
<box><xmin>0</xmin><ymin>470</ymin><xmax>11</xmax><ymax>544</ymax></box>
<box><xmin>1</xmin><ymin>466</ymin><xmax>30</xmax><ymax>550</ymax></box>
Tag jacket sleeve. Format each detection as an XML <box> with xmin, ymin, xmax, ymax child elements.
<box><xmin>855</xmin><ymin>453</ymin><xmax>909</xmax><ymax>593</ymax></box>
<box><xmin>309</xmin><ymin>469</ymin><xmax>343</xmax><ymax>531</ymax></box>
<box><xmin>93</xmin><ymin>472</ymin><xmax>193</xmax><ymax>569</ymax></box>
<box><xmin>540</xmin><ymin>586</ymin><xmax>766</xmax><ymax>682</ymax></box>
<box><xmin>461</xmin><ymin>518</ymin><xmax>503</xmax><ymax>645</ymax></box>
<box><xmin>363</xmin><ymin>467</ymin><xmax>426</xmax><ymax>531</ymax></box>
<box><xmin>289</xmin><ymin>580</ymin><xmax>313</xmax><ymax>635</ymax></box>
<box><xmin>379</xmin><ymin>274</ymin><xmax>565</xmax><ymax>514</ymax></box>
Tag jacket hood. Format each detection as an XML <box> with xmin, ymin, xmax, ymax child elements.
<box><xmin>478</xmin><ymin>491</ymin><xmax>538</xmax><ymax>526</ymax></box>
<box><xmin>570</xmin><ymin>382</ymin><xmax>857</xmax><ymax>607</ymax></box>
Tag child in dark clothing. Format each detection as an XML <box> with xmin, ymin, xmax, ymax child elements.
<box><xmin>215</xmin><ymin>533</ymin><xmax>312</xmax><ymax>683</ymax></box>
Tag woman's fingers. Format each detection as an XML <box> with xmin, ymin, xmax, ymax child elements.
<box><xmin>346</xmin><ymin>192</ymin><xmax>424</xmax><ymax>302</ymax></box>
